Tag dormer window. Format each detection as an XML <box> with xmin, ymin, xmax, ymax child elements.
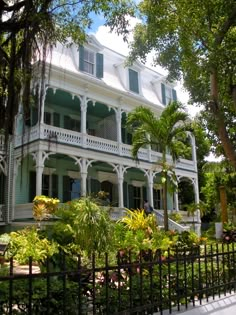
<box><xmin>79</xmin><ymin>46</ymin><xmax>103</xmax><ymax>78</ymax></box>
<box><xmin>161</xmin><ymin>83</ymin><xmax>177</xmax><ymax>105</ymax></box>
<box><xmin>129</xmin><ymin>69</ymin><xmax>139</xmax><ymax>94</ymax></box>
<box><xmin>83</xmin><ymin>48</ymin><xmax>95</xmax><ymax>75</ymax></box>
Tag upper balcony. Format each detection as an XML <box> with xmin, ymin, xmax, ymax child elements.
<box><xmin>14</xmin><ymin>123</ymin><xmax>196</xmax><ymax>173</ymax></box>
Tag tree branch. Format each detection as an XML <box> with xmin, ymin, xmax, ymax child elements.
<box><xmin>215</xmin><ymin>4</ymin><xmax>236</xmax><ymax>45</ymax></box>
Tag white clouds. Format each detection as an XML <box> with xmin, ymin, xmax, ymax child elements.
<box><xmin>92</xmin><ymin>17</ymin><xmax>167</xmax><ymax>76</ymax></box>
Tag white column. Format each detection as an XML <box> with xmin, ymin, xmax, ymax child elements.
<box><xmin>11</xmin><ymin>158</ymin><xmax>21</xmax><ymax>220</ymax></box>
<box><xmin>80</xmin><ymin>158</ymin><xmax>88</xmax><ymax>196</ymax></box>
<box><xmin>194</xmin><ymin>178</ymin><xmax>201</xmax><ymax>223</ymax></box>
<box><xmin>174</xmin><ymin>191</ymin><xmax>179</xmax><ymax>211</ymax></box>
<box><xmin>115</xmin><ymin>108</ymin><xmax>122</xmax><ymax>155</ymax></box>
<box><xmin>114</xmin><ymin>164</ymin><xmax>125</xmax><ymax>208</ymax></box>
<box><xmin>40</xmin><ymin>85</ymin><xmax>49</xmax><ymax>124</ymax></box>
<box><xmin>147</xmin><ymin>171</ymin><xmax>154</xmax><ymax>207</ymax></box>
<box><xmin>116</xmin><ymin>108</ymin><xmax>122</xmax><ymax>143</ymax></box>
<box><xmin>81</xmin><ymin>96</ymin><xmax>88</xmax><ymax>148</ymax></box>
<box><xmin>35</xmin><ymin>151</ymin><xmax>44</xmax><ymax>196</ymax></box>
<box><xmin>81</xmin><ymin>96</ymin><xmax>87</xmax><ymax>134</ymax></box>
<box><xmin>118</xmin><ymin>175</ymin><xmax>124</xmax><ymax>208</ymax></box>
<box><xmin>189</xmin><ymin>133</ymin><xmax>198</xmax><ymax>172</ymax></box>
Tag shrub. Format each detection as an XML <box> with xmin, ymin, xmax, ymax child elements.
<box><xmin>169</xmin><ymin>211</ymin><xmax>183</xmax><ymax>223</ymax></box>
<box><xmin>6</xmin><ymin>227</ymin><xmax>59</xmax><ymax>264</ymax></box>
<box><xmin>33</xmin><ymin>195</ymin><xmax>60</xmax><ymax>222</ymax></box>
<box><xmin>51</xmin><ymin>197</ymin><xmax>114</xmax><ymax>256</ymax></box>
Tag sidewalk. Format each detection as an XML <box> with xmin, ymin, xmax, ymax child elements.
<box><xmin>159</xmin><ymin>293</ymin><xmax>236</xmax><ymax>315</ymax></box>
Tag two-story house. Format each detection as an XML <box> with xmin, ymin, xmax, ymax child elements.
<box><xmin>0</xmin><ymin>35</ymin><xmax>200</xmax><ymax>229</ymax></box>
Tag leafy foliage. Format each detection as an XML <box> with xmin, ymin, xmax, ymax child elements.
<box><xmin>129</xmin><ymin>0</ymin><xmax>236</xmax><ymax>168</ymax></box>
<box><xmin>119</xmin><ymin>209</ymin><xmax>157</xmax><ymax>232</ymax></box>
<box><xmin>33</xmin><ymin>195</ymin><xmax>59</xmax><ymax>222</ymax></box>
<box><xmin>6</xmin><ymin>227</ymin><xmax>58</xmax><ymax>264</ymax></box>
<box><xmin>51</xmin><ymin>197</ymin><xmax>114</xmax><ymax>255</ymax></box>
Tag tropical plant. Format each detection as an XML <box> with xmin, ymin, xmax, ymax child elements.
<box><xmin>119</xmin><ymin>209</ymin><xmax>157</xmax><ymax>232</ymax></box>
<box><xmin>33</xmin><ymin>195</ymin><xmax>60</xmax><ymax>223</ymax></box>
<box><xmin>52</xmin><ymin>197</ymin><xmax>114</xmax><ymax>256</ymax></box>
<box><xmin>126</xmin><ymin>102</ymin><xmax>192</xmax><ymax>231</ymax></box>
<box><xmin>169</xmin><ymin>211</ymin><xmax>183</xmax><ymax>223</ymax></box>
<box><xmin>6</xmin><ymin>227</ymin><xmax>58</xmax><ymax>265</ymax></box>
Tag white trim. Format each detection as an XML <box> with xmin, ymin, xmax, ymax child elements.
<box><xmin>43</xmin><ymin>167</ymin><xmax>56</xmax><ymax>175</ymax></box>
<box><xmin>97</xmin><ymin>171</ymin><xmax>117</xmax><ymax>184</ymax></box>
<box><xmin>131</xmin><ymin>180</ymin><xmax>145</xmax><ymax>187</ymax></box>
<box><xmin>67</xmin><ymin>171</ymin><xmax>80</xmax><ymax>179</ymax></box>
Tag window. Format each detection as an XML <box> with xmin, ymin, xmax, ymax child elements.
<box><xmin>42</xmin><ymin>174</ymin><xmax>58</xmax><ymax>198</ymax></box>
<box><xmin>133</xmin><ymin>186</ymin><xmax>141</xmax><ymax>209</ymax></box>
<box><xmin>161</xmin><ymin>83</ymin><xmax>177</xmax><ymax>105</ymax></box>
<box><xmin>128</xmin><ymin>69</ymin><xmax>139</xmax><ymax>94</ymax></box>
<box><xmin>84</xmin><ymin>49</ymin><xmax>95</xmax><ymax>75</ymax></box>
<box><xmin>153</xmin><ymin>188</ymin><xmax>161</xmax><ymax>210</ymax></box>
<box><xmin>44</xmin><ymin>112</ymin><xmax>60</xmax><ymax>127</ymax></box>
<box><xmin>64</xmin><ymin>116</ymin><xmax>80</xmax><ymax>132</ymax></box>
<box><xmin>79</xmin><ymin>46</ymin><xmax>103</xmax><ymax>78</ymax></box>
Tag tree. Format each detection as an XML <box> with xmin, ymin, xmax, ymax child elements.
<box><xmin>128</xmin><ymin>0</ymin><xmax>236</xmax><ymax>169</ymax></box>
<box><xmin>0</xmin><ymin>0</ymin><xmax>135</xmax><ymax>141</ymax></box>
<box><xmin>202</xmin><ymin>161</ymin><xmax>236</xmax><ymax>224</ymax></box>
<box><xmin>126</xmin><ymin>101</ymin><xmax>192</xmax><ymax>231</ymax></box>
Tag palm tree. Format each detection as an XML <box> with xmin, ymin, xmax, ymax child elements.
<box><xmin>126</xmin><ymin>101</ymin><xmax>192</xmax><ymax>231</ymax></box>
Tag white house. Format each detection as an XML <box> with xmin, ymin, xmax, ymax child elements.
<box><xmin>0</xmin><ymin>35</ymin><xmax>200</xmax><ymax>229</ymax></box>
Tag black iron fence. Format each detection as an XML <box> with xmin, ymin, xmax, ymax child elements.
<box><xmin>0</xmin><ymin>243</ymin><xmax>236</xmax><ymax>314</ymax></box>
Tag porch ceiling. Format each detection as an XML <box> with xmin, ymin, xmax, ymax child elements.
<box><xmin>45</xmin><ymin>88</ymin><xmax>80</xmax><ymax>111</ymax></box>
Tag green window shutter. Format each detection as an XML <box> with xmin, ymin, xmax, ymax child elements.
<box><xmin>129</xmin><ymin>69</ymin><xmax>139</xmax><ymax>93</ymax></box>
<box><xmin>29</xmin><ymin>171</ymin><xmax>36</xmax><ymax>202</ymax></box>
<box><xmin>63</xmin><ymin>176</ymin><xmax>71</xmax><ymax>202</ymax></box>
<box><xmin>44</xmin><ymin>112</ymin><xmax>51</xmax><ymax>124</ymax></box>
<box><xmin>128</xmin><ymin>185</ymin><xmax>134</xmax><ymax>209</ymax></box>
<box><xmin>121</xmin><ymin>127</ymin><xmax>125</xmax><ymax>143</ymax></box>
<box><xmin>79</xmin><ymin>45</ymin><xmax>84</xmax><ymax>71</ymax></box>
<box><xmin>127</xmin><ymin>132</ymin><xmax>132</xmax><ymax>145</ymax></box>
<box><xmin>143</xmin><ymin>186</ymin><xmax>147</xmax><ymax>202</ymax></box>
<box><xmin>96</xmin><ymin>53</ymin><xmax>103</xmax><ymax>78</ymax></box>
<box><xmin>161</xmin><ymin>83</ymin><xmax>166</xmax><ymax>105</ymax></box>
<box><xmin>64</xmin><ymin>115</ymin><xmax>71</xmax><ymax>129</ymax></box>
<box><xmin>91</xmin><ymin>179</ymin><xmax>101</xmax><ymax>195</ymax></box>
<box><xmin>31</xmin><ymin>107</ymin><xmax>38</xmax><ymax>126</ymax></box>
<box><xmin>53</xmin><ymin>113</ymin><xmax>60</xmax><ymax>127</ymax></box>
<box><xmin>123</xmin><ymin>181</ymin><xmax>128</xmax><ymax>207</ymax></box>
<box><xmin>52</xmin><ymin>174</ymin><xmax>58</xmax><ymax>198</ymax></box>
<box><xmin>172</xmin><ymin>89</ymin><xmax>177</xmax><ymax>101</ymax></box>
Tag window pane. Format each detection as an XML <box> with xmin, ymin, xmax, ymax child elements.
<box><xmin>44</xmin><ymin>112</ymin><xmax>51</xmax><ymax>124</ymax></box>
<box><xmin>129</xmin><ymin>69</ymin><xmax>139</xmax><ymax>94</ymax></box>
<box><xmin>83</xmin><ymin>48</ymin><xmax>95</xmax><ymax>75</ymax></box>
<box><xmin>165</xmin><ymin>86</ymin><xmax>172</xmax><ymax>104</ymax></box>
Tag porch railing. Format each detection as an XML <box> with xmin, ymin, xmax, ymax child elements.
<box><xmin>0</xmin><ymin>244</ymin><xmax>235</xmax><ymax>315</ymax></box>
<box><xmin>154</xmin><ymin>209</ymin><xmax>190</xmax><ymax>232</ymax></box>
<box><xmin>14</xmin><ymin>124</ymin><xmax>196</xmax><ymax>171</ymax></box>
